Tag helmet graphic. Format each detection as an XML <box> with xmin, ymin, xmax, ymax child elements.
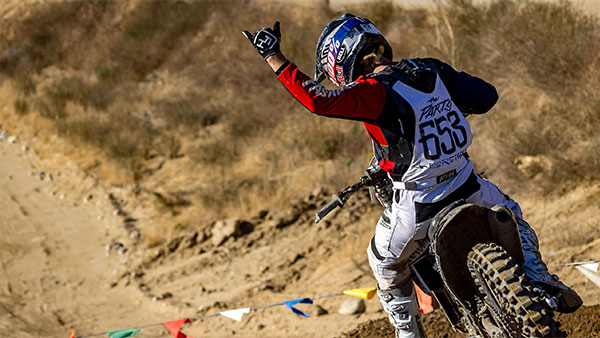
<box><xmin>314</xmin><ymin>13</ymin><xmax>392</xmax><ymax>87</ymax></box>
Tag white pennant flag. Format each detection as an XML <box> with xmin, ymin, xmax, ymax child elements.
<box><xmin>220</xmin><ymin>308</ymin><xmax>251</xmax><ymax>322</ymax></box>
<box><xmin>575</xmin><ymin>263</ymin><xmax>600</xmax><ymax>288</ymax></box>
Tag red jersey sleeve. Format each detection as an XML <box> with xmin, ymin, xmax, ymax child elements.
<box><xmin>277</xmin><ymin>62</ymin><xmax>386</xmax><ymax>121</ymax></box>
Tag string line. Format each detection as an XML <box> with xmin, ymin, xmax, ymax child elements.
<box><xmin>77</xmin><ymin>292</ymin><xmax>345</xmax><ymax>337</ymax></box>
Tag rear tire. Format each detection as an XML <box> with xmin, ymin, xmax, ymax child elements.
<box><xmin>467</xmin><ymin>242</ymin><xmax>564</xmax><ymax>337</ymax></box>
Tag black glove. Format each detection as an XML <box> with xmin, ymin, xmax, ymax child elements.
<box><xmin>242</xmin><ymin>21</ymin><xmax>281</xmax><ymax>60</ymax></box>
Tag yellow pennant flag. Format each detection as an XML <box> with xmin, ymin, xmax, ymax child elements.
<box><xmin>343</xmin><ymin>287</ymin><xmax>377</xmax><ymax>300</ymax></box>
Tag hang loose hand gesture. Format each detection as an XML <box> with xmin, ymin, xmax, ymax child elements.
<box><xmin>242</xmin><ymin>21</ymin><xmax>281</xmax><ymax>60</ymax></box>
<box><xmin>243</xmin><ymin>21</ymin><xmax>288</xmax><ymax>72</ymax></box>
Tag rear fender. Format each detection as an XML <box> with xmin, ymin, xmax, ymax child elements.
<box><xmin>427</xmin><ymin>201</ymin><xmax>525</xmax><ymax>307</ymax></box>
<box><xmin>429</xmin><ymin>202</ymin><xmax>494</xmax><ymax>306</ymax></box>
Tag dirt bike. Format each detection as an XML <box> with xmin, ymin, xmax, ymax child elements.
<box><xmin>315</xmin><ymin>167</ymin><xmax>564</xmax><ymax>337</ymax></box>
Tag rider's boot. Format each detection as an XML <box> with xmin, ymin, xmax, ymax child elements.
<box><xmin>518</xmin><ymin>219</ymin><xmax>583</xmax><ymax>313</ymax></box>
<box><xmin>377</xmin><ymin>280</ymin><xmax>426</xmax><ymax>338</ymax></box>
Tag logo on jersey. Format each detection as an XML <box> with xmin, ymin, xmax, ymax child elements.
<box><xmin>302</xmin><ymin>79</ymin><xmax>357</xmax><ymax>98</ymax></box>
<box><xmin>420</xmin><ymin>98</ymin><xmax>452</xmax><ymax>121</ymax></box>
<box><xmin>436</xmin><ymin>169</ymin><xmax>456</xmax><ymax>183</ymax></box>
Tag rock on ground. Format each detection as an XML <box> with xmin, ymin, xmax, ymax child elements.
<box><xmin>338</xmin><ymin>298</ymin><xmax>366</xmax><ymax>315</ymax></box>
<box><xmin>211</xmin><ymin>218</ymin><xmax>253</xmax><ymax>246</ymax></box>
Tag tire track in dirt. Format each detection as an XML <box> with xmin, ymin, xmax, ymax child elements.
<box><xmin>0</xmin><ymin>140</ymin><xmax>170</xmax><ymax>337</ymax></box>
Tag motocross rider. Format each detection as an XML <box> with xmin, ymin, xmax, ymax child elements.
<box><xmin>243</xmin><ymin>15</ymin><xmax>582</xmax><ymax>337</ymax></box>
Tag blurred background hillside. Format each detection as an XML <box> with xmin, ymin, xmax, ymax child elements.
<box><xmin>1</xmin><ymin>0</ymin><xmax>599</xmax><ymax>244</ymax></box>
<box><xmin>1</xmin><ymin>1</ymin><xmax>600</xmax><ymax>337</ymax></box>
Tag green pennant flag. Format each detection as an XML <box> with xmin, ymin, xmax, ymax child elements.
<box><xmin>107</xmin><ymin>328</ymin><xmax>144</xmax><ymax>338</ymax></box>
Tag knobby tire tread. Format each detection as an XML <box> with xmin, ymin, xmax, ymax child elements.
<box><xmin>467</xmin><ymin>242</ymin><xmax>565</xmax><ymax>337</ymax></box>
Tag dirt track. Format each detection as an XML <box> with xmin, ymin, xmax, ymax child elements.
<box><xmin>1</xmin><ymin>134</ymin><xmax>599</xmax><ymax>338</ymax></box>
<box><xmin>0</xmin><ymin>140</ymin><xmax>175</xmax><ymax>337</ymax></box>
<box><xmin>342</xmin><ymin>304</ymin><xmax>600</xmax><ymax>337</ymax></box>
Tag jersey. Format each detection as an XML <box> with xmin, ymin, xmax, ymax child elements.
<box><xmin>276</xmin><ymin>58</ymin><xmax>496</xmax><ymax>185</ymax></box>
<box><xmin>387</xmin><ymin>72</ymin><xmax>472</xmax><ymax>184</ymax></box>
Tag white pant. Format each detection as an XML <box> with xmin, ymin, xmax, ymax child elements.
<box><xmin>367</xmin><ymin>163</ymin><xmax>523</xmax><ymax>290</ymax></box>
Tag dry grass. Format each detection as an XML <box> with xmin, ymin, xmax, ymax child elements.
<box><xmin>0</xmin><ymin>0</ymin><xmax>598</xmax><ymax>240</ymax></box>
<box><xmin>434</xmin><ymin>0</ymin><xmax>600</xmax><ymax>193</ymax></box>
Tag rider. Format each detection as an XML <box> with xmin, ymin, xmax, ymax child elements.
<box><xmin>243</xmin><ymin>14</ymin><xmax>582</xmax><ymax>337</ymax></box>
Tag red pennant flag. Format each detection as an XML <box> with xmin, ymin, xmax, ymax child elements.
<box><xmin>163</xmin><ymin>318</ymin><xmax>191</xmax><ymax>338</ymax></box>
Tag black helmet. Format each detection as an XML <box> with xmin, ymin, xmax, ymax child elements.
<box><xmin>314</xmin><ymin>13</ymin><xmax>392</xmax><ymax>87</ymax></box>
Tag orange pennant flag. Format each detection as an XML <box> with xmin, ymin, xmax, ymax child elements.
<box><xmin>414</xmin><ymin>283</ymin><xmax>437</xmax><ymax>315</ymax></box>
<box><xmin>163</xmin><ymin>318</ymin><xmax>191</xmax><ymax>338</ymax></box>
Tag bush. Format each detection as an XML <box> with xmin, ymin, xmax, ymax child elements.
<box><xmin>189</xmin><ymin>138</ymin><xmax>239</xmax><ymax>166</ymax></box>
<box><xmin>4</xmin><ymin>0</ymin><xmax>599</xmax><ymax>219</ymax></box>
<box><xmin>0</xmin><ymin>1</ymin><xmax>106</xmax><ymax>76</ymax></box>
<box><xmin>450</xmin><ymin>0</ymin><xmax>598</xmax><ymax>191</ymax></box>
<box><xmin>37</xmin><ymin>76</ymin><xmax>88</xmax><ymax>119</ymax></box>
<box><xmin>108</xmin><ymin>1</ymin><xmax>222</xmax><ymax>82</ymax></box>
<box><xmin>13</xmin><ymin>74</ymin><xmax>36</xmax><ymax>95</ymax></box>
<box><xmin>14</xmin><ymin>99</ymin><xmax>29</xmax><ymax>115</ymax></box>
<box><xmin>158</xmin><ymin>99</ymin><xmax>220</xmax><ymax>130</ymax></box>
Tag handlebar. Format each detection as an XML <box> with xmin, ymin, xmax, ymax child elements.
<box><xmin>314</xmin><ymin>194</ymin><xmax>344</xmax><ymax>223</ymax></box>
<box><xmin>314</xmin><ymin>175</ymin><xmax>371</xmax><ymax>223</ymax></box>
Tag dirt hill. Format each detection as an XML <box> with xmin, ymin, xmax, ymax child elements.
<box><xmin>2</xmin><ymin>126</ymin><xmax>599</xmax><ymax>337</ymax></box>
<box><xmin>1</xmin><ymin>0</ymin><xmax>599</xmax><ymax>337</ymax></box>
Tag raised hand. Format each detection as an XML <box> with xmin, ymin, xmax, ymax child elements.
<box><xmin>242</xmin><ymin>21</ymin><xmax>281</xmax><ymax>60</ymax></box>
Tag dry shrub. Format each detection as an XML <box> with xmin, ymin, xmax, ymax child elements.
<box><xmin>435</xmin><ymin>0</ymin><xmax>600</xmax><ymax>191</ymax></box>
<box><xmin>157</xmin><ymin>99</ymin><xmax>221</xmax><ymax>131</ymax></box>
<box><xmin>13</xmin><ymin>74</ymin><xmax>37</xmax><ymax>96</ymax></box>
<box><xmin>284</xmin><ymin>117</ymin><xmax>369</xmax><ymax>161</ymax></box>
<box><xmin>189</xmin><ymin>138</ymin><xmax>239</xmax><ymax>166</ymax></box>
<box><xmin>36</xmin><ymin>76</ymin><xmax>86</xmax><ymax>119</ymax></box>
<box><xmin>107</xmin><ymin>1</ymin><xmax>224</xmax><ymax>83</ymax></box>
<box><xmin>0</xmin><ymin>1</ymin><xmax>107</xmax><ymax>75</ymax></box>
<box><xmin>13</xmin><ymin>99</ymin><xmax>28</xmax><ymax>115</ymax></box>
<box><xmin>55</xmin><ymin>109</ymin><xmax>154</xmax><ymax>179</ymax></box>
<box><xmin>85</xmin><ymin>81</ymin><xmax>115</xmax><ymax>111</ymax></box>
<box><xmin>2</xmin><ymin>0</ymin><xmax>599</xmax><ymax>229</ymax></box>
<box><xmin>338</xmin><ymin>0</ymin><xmax>404</xmax><ymax>33</ymax></box>
<box><xmin>443</xmin><ymin>0</ymin><xmax>600</xmax><ymax>92</ymax></box>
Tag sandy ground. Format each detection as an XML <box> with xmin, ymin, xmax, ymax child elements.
<box><xmin>0</xmin><ymin>140</ymin><xmax>173</xmax><ymax>337</ymax></box>
<box><xmin>1</xmin><ymin>131</ymin><xmax>599</xmax><ymax>338</ymax></box>
<box><xmin>0</xmin><ymin>135</ymin><xmax>388</xmax><ymax>338</ymax></box>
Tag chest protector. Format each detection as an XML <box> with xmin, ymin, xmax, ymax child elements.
<box><xmin>372</xmin><ymin>66</ymin><xmax>472</xmax><ymax>184</ymax></box>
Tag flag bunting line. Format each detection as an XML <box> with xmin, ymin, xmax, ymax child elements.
<box><xmin>548</xmin><ymin>259</ymin><xmax>600</xmax><ymax>267</ymax></box>
<box><xmin>72</xmin><ymin>258</ymin><xmax>598</xmax><ymax>337</ymax></box>
<box><xmin>74</xmin><ymin>290</ymin><xmax>357</xmax><ymax>337</ymax></box>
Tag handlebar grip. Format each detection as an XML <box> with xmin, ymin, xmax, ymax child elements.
<box><xmin>315</xmin><ymin>195</ymin><xmax>343</xmax><ymax>223</ymax></box>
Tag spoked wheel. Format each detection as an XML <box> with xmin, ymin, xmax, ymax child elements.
<box><xmin>467</xmin><ymin>242</ymin><xmax>565</xmax><ymax>337</ymax></box>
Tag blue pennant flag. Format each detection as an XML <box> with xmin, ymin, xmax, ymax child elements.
<box><xmin>282</xmin><ymin>298</ymin><xmax>313</xmax><ymax>317</ymax></box>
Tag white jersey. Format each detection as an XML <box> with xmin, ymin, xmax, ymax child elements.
<box><xmin>392</xmin><ymin>74</ymin><xmax>473</xmax><ymax>185</ymax></box>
